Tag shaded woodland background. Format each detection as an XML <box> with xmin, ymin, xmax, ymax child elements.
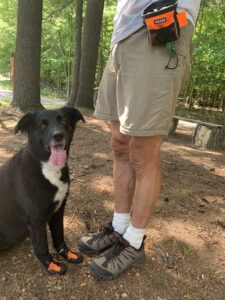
<box><xmin>0</xmin><ymin>2</ymin><xmax>225</xmax><ymax>299</ymax></box>
<box><xmin>0</xmin><ymin>0</ymin><xmax>224</xmax><ymax>118</ymax></box>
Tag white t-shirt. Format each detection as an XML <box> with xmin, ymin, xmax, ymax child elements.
<box><xmin>111</xmin><ymin>0</ymin><xmax>201</xmax><ymax>49</ymax></box>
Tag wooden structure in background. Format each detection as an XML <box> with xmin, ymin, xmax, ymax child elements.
<box><xmin>170</xmin><ymin>116</ymin><xmax>225</xmax><ymax>149</ymax></box>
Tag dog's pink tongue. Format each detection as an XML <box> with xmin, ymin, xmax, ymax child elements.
<box><xmin>50</xmin><ymin>147</ymin><xmax>67</xmax><ymax>166</ymax></box>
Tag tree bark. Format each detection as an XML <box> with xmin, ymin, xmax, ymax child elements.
<box><xmin>76</xmin><ymin>0</ymin><xmax>105</xmax><ymax>108</ymax></box>
<box><xmin>194</xmin><ymin>124</ymin><xmax>225</xmax><ymax>149</ymax></box>
<box><xmin>13</xmin><ymin>0</ymin><xmax>43</xmax><ymax>111</ymax></box>
<box><xmin>67</xmin><ymin>0</ymin><xmax>83</xmax><ymax>107</ymax></box>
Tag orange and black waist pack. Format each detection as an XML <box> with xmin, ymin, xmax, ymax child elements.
<box><xmin>142</xmin><ymin>0</ymin><xmax>187</xmax><ymax>46</ymax></box>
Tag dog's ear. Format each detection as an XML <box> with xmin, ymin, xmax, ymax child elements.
<box><xmin>60</xmin><ymin>107</ymin><xmax>85</xmax><ymax>125</ymax></box>
<box><xmin>14</xmin><ymin>112</ymin><xmax>35</xmax><ymax>134</ymax></box>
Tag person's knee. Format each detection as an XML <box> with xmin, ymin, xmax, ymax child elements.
<box><xmin>111</xmin><ymin>121</ymin><xmax>131</xmax><ymax>160</ymax></box>
<box><xmin>129</xmin><ymin>136</ymin><xmax>162</xmax><ymax>176</ymax></box>
<box><xmin>111</xmin><ymin>136</ymin><xmax>130</xmax><ymax>160</ymax></box>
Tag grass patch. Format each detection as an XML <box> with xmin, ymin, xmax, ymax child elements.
<box><xmin>0</xmin><ymin>79</ymin><xmax>12</xmax><ymax>90</ymax></box>
<box><xmin>176</xmin><ymin>101</ymin><xmax>225</xmax><ymax>125</ymax></box>
<box><xmin>41</xmin><ymin>86</ymin><xmax>67</xmax><ymax>100</ymax></box>
<box><xmin>0</xmin><ymin>97</ymin><xmax>11</xmax><ymax>110</ymax></box>
<box><xmin>0</xmin><ymin>79</ymin><xmax>67</xmax><ymax>100</ymax></box>
<box><xmin>185</xmin><ymin>188</ymin><xmax>194</xmax><ymax>198</ymax></box>
<box><xmin>0</xmin><ymin>97</ymin><xmax>11</xmax><ymax>104</ymax></box>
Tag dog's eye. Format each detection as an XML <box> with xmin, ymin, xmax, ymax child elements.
<box><xmin>57</xmin><ymin>115</ymin><xmax>66</xmax><ymax>125</ymax></box>
<box><xmin>61</xmin><ymin>118</ymin><xmax>67</xmax><ymax>125</ymax></box>
<box><xmin>40</xmin><ymin>119</ymin><xmax>48</xmax><ymax>130</ymax></box>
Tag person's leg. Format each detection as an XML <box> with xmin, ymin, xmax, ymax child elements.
<box><xmin>112</xmin><ymin>132</ymin><xmax>162</xmax><ymax>226</ymax></box>
<box><xmin>110</xmin><ymin>121</ymin><xmax>134</xmax><ymax>234</ymax></box>
<box><xmin>123</xmin><ymin>135</ymin><xmax>162</xmax><ymax>249</ymax></box>
<box><xmin>129</xmin><ymin>135</ymin><xmax>162</xmax><ymax>228</ymax></box>
<box><xmin>111</xmin><ymin>130</ymin><xmax>162</xmax><ymax>248</ymax></box>
<box><xmin>90</xmin><ymin>134</ymin><xmax>162</xmax><ymax>280</ymax></box>
<box><xmin>111</xmin><ymin>121</ymin><xmax>134</xmax><ymax>213</ymax></box>
<box><xmin>111</xmin><ymin>123</ymin><xmax>162</xmax><ymax>237</ymax></box>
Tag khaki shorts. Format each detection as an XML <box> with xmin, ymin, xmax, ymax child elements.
<box><xmin>94</xmin><ymin>22</ymin><xmax>194</xmax><ymax>136</ymax></box>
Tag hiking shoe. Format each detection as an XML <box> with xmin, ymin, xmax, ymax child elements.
<box><xmin>77</xmin><ymin>222</ymin><xmax>120</xmax><ymax>255</ymax></box>
<box><xmin>90</xmin><ymin>235</ymin><xmax>145</xmax><ymax>280</ymax></box>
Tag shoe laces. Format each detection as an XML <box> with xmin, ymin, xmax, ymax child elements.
<box><xmin>105</xmin><ymin>236</ymin><xmax>129</xmax><ymax>261</ymax></box>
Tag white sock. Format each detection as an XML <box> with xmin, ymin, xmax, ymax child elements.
<box><xmin>123</xmin><ymin>224</ymin><xmax>145</xmax><ymax>250</ymax></box>
<box><xmin>112</xmin><ymin>212</ymin><xmax>131</xmax><ymax>235</ymax></box>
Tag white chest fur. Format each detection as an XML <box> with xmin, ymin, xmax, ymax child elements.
<box><xmin>41</xmin><ymin>161</ymin><xmax>69</xmax><ymax>212</ymax></box>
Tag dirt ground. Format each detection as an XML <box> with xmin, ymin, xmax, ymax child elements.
<box><xmin>0</xmin><ymin>108</ymin><xmax>225</xmax><ymax>300</ymax></box>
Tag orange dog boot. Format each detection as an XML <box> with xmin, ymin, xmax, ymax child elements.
<box><xmin>46</xmin><ymin>258</ymin><xmax>67</xmax><ymax>275</ymax></box>
<box><xmin>58</xmin><ymin>246</ymin><xmax>83</xmax><ymax>264</ymax></box>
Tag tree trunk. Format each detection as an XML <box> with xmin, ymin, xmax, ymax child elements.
<box><xmin>67</xmin><ymin>0</ymin><xmax>83</xmax><ymax>107</ymax></box>
<box><xmin>194</xmin><ymin>124</ymin><xmax>225</xmax><ymax>149</ymax></box>
<box><xmin>76</xmin><ymin>0</ymin><xmax>105</xmax><ymax>108</ymax></box>
<box><xmin>57</xmin><ymin>30</ymin><xmax>70</xmax><ymax>97</ymax></box>
<box><xmin>13</xmin><ymin>0</ymin><xmax>43</xmax><ymax>111</ymax></box>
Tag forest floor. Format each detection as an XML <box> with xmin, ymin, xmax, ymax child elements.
<box><xmin>0</xmin><ymin>107</ymin><xmax>225</xmax><ymax>300</ymax></box>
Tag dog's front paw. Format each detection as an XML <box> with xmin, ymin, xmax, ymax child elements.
<box><xmin>58</xmin><ymin>246</ymin><xmax>83</xmax><ymax>264</ymax></box>
<box><xmin>40</xmin><ymin>254</ymin><xmax>67</xmax><ymax>275</ymax></box>
<box><xmin>46</xmin><ymin>257</ymin><xmax>67</xmax><ymax>275</ymax></box>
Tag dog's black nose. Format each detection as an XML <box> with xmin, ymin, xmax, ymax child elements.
<box><xmin>52</xmin><ymin>131</ymin><xmax>64</xmax><ymax>142</ymax></box>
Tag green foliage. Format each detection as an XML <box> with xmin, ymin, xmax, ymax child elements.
<box><xmin>0</xmin><ymin>0</ymin><xmax>223</xmax><ymax>110</ymax></box>
<box><xmin>0</xmin><ymin>0</ymin><xmax>17</xmax><ymax>74</ymax></box>
<box><xmin>176</xmin><ymin>102</ymin><xmax>225</xmax><ymax>125</ymax></box>
<box><xmin>0</xmin><ymin>78</ymin><xmax>11</xmax><ymax>90</ymax></box>
<box><xmin>40</xmin><ymin>0</ymin><xmax>116</xmax><ymax>93</ymax></box>
<box><xmin>182</xmin><ymin>0</ymin><xmax>225</xmax><ymax>110</ymax></box>
<box><xmin>41</xmin><ymin>0</ymin><xmax>76</xmax><ymax>93</ymax></box>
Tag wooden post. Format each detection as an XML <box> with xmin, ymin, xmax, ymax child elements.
<box><xmin>169</xmin><ymin>117</ymin><xmax>179</xmax><ymax>135</ymax></box>
<box><xmin>193</xmin><ymin>124</ymin><xmax>225</xmax><ymax>149</ymax></box>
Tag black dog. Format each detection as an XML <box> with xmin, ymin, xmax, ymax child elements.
<box><xmin>0</xmin><ymin>107</ymin><xmax>84</xmax><ymax>275</ymax></box>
